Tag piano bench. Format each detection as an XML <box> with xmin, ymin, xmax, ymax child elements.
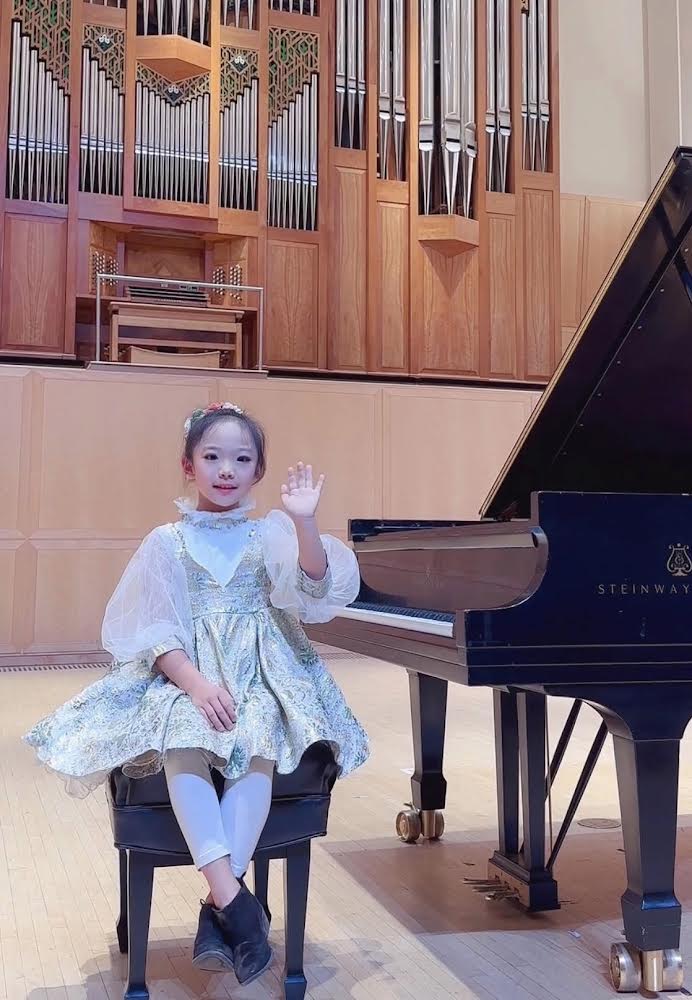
<box><xmin>107</xmin><ymin>742</ymin><xmax>339</xmax><ymax>1000</ymax></box>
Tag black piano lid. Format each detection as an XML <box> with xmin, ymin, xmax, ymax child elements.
<box><xmin>482</xmin><ymin>147</ymin><xmax>692</xmax><ymax>520</ymax></box>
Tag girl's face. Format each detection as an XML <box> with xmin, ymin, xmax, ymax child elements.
<box><xmin>185</xmin><ymin>418</ymin><xmax>259</xmax><ymax>512</ymax></box>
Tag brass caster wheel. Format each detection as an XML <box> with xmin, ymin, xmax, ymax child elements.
<box><xmin>420</xmin><ymin>809</ymin><xmax>445</xmax><ymax>840</ymax></box>
<box><xmin>610</xmin><ymin>943</ymin><xmax>642</xmax><ymax>993</ymax></box>
<box><xmin>662</xmin><ymin>949</ymin><xmax>684</xmax><ymax>992</ymax></box>
<box><xmin>396</xmin><ymin>809</ymin><xmax>422</xmax><ymax>844</ymax></box>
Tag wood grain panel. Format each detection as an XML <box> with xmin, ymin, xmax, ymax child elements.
<box><xmin>488</xmin><ymin>215</ymin><xmax>518</xmax><ymax>378</ymax></box>
<box><xmin>124</xmin><ymin>244</ymin><xmax>204</xmax><ymax>281</ymax></box>
<box><xmin>523</xmin><ymin>189</ymin><xmax>555</xmax><ymax>380</ymax></box>
<box><xmin>581</xmin><ymin>197</ymin><xmax>642</xmax><ymax>314</ymax></box>
<box><xmin>0</xmin><ymin>372</ymin><xmax>26</xmax><ymax>531</ymax></box>
<box><xmin>38</xmin><ymin>373</ymin><xmax>207</xmax><ymax>535</ymax></box>
<box><xmin>33</xmin><ymin>546</ymin><xmax>134</xmax><ymax>650</ymax></box>
<box><xmin>266</xmin><ymin>241</ymin><xmax>319</xmax><ymax>366</ymax></box>
<box><xmin>0</xmin><ymin>547</ymin><xmax>17</xmax><ymax>651</ymax></box>
<box><xmin>376</xmin><ymin>203</ymin><xmax>408</xmax><ymax>372</ymax></box>
<box><xmin>0</xmin><ymin>216</ymin><xmax>67</xmax><ymax>352</ymax></box>
<box><xmin>328</xmin><ymin>167</ymin><xmax>367</xmax><ymax>370</ymax></box>
<box><xmin>383</xmin><ymin>385</ymin><xmax>536</xmax><ymax>519</ymax></box>
<box><xmin>560</xmin><ymin>194</ymin><xmax>586</xmax><ymax>328</ymax></box>
<box><xmin>417</xmin><ymin>246</ymin><xmax>479</xmax><ymax>375</ymax></box>
<box><xmin>562</xmin><ymin>326</ymin><xmax>577</xmax><ymax>355</ymax></box>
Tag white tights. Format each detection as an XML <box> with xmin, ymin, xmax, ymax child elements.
<box><xmin>164</xmin><ymin>750</ymin><xmax>274</xmax><ymax>876</ymax></box>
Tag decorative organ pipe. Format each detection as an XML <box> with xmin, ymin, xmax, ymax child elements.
<box><xmin>222</xmin><ymin>0</ymin><xmax>257</xmax><ymax>30</ymax></box>
<box><xmin>135</xmin><ymin>72</ymin><xmax>210</xmax><ymax>203</ymax></box>
<box><xmin>521</xmin><ymin>0</ymin><xmax>549</xmax><ymax>170</ymax></box>
<box><xmin>6</xmin><ymin>20</ymin><xmax>69</xmax><ymax>204</ymax></box>
<box><xmin>271</xmin><ymin>0</ymin><xmax>319</xmax><ymax>13</ymax></box>
<box><xmin>378</xmin><ymin>0</ymin><xmax>406</xmax><ymax>179</ymax></box>
<box><xmin>268</xmin><ymin>76</ymin><xmax>318</xmax><ymax>230</ymax></box>
<box><xmin>485</xmin><ymin>0</ymin><xmax>510</xmax><ymax>192</ymax></box>
<box><xmin>335</xmin><ymin>0</ymin><xmax>366</xmax><ymax>149</ymax></box>
<box><xmin>419</xmin><ymin>0</ymin><xmax>476</xmax><ymax>217</ymax></box>
<box><xmin>80</xmin><ymin>38</ymin><xmax>125</xmax><ymax>196</ymax></box>
<box><xmin>268</xmin><ymin>29</ymin><xmax>319</xmax><ymax>231</ymax></box>
<box><xmin>220</xmin><ymin>50</ymin><xmax>259</xmax><ymax>211</ymax></box>
<box><xmin>139</xmin><ymin>0</ymin><xmax>210</xmax><ymax>45</ymax></box>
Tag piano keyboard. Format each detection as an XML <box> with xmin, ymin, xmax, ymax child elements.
<box><xmin>336</xmin><ymin>602</ymin><xmax>455</xmax><ymax>638</ymax></box>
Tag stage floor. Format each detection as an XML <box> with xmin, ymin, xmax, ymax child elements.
<box><xmin>2</xmin><ymin>649</ymin><xmax>691</xmax><ymax>1000</ymax></box>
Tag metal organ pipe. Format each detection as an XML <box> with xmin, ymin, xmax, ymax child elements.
<box><xmin>80</xmin><ymin>46</ymin><xmax>124</xmax><ymax>196</ymax></box>
<box><xmin>268</xmin><ymin>75</ymin><xmax>318</xmax><ymax>231</ymax></box>
<box><xmin>419</xmin><ymin>0</ymin><xmax>476</xmax><ymax>216</ymax></box>
<box><xmin>139</xmin><ymin>0</ymin><xmax>210</xmax><ymax>44</ymax></box>
<box><xmin>335</xmin><ymin>0</ymin><xmax>365</xmax><ymax>149</ymax></box>
<box><xmin>7</xmin><ymin>20</ymin><xmax>69</xmax><ymax>204</ymax></box>
<box><xmin>135</xmin><ymin>79</ymin><xmax>209</xmax><ymax>203</ymax></box>
<box><xmin>378</xmin><ymin>0</ymin><xmax>406</xmax><ymax>180</ymax></box>
<box><xmin>521</xmin><ymin>0</ymin><xmax>549</xmax><ymax>171</ymax></box>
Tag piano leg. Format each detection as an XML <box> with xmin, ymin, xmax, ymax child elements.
<box><xmin>488</xmin><ymin>691</ymin><xmax>559</xmax><ymax>911</ymax></box>
<box><xmin>397</xmin><ymin>671</ymin><xmax>447</xmax><ymax>843</ymax></box>
<box><xmin>553</xmin><ymin>683</ymin><xmax>692</xmax><ymax>993</ymax></box>
<box><xmin>606</xmin><ymin>724</ymin><xmax>685</xmax><ymax>991</ymax></box>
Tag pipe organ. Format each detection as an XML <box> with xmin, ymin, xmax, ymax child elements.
<box><xmin>0</xmin><ymin>0</ymin><xmax>560</xmax><ymax>384</ymax></box>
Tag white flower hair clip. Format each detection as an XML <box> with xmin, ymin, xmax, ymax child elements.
<box><xmin>183</xmin><ymin>401</ymin><xmax>245</xmax><ymax>439</ymax></box>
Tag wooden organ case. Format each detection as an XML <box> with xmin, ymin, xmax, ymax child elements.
<box><xmin>0</xmin><ymin>0</ymin><xmax>560</xmax><ymax>381</ymax></box>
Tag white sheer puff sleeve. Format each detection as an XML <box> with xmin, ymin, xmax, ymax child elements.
<box><xmin>101</xmin><ymin>525</ymin><xmax>195</xmax><ymax>670</ymax></box>
<box><xmin>262</xmin><ymin>509</ymin><xmax>360</xmax><ymax>624</ymax></box>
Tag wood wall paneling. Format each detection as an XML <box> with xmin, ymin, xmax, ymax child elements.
<box><xmin>376</xmin><ymin>202</ymin><xmax>409</xmax><ymax>372</ymax></box>
<box><xmin>558</xmin><ymin>194</ymin><xmax>644</xmax><ymax>347</ymax></box>
<box><xmin>38</xmin><ymin>374</ymin><xmax>209</xmax><ymax>536</ymax></box>
<box><xmin>328</xmin><ymin>167</ymin><xmax>367</xmax><ymax>370</ymax></box>
<box><xmin>580</xmin><ymin>197</ymin><xmax>643</xmax><ymax>315</ymax></box>
<box><xmin>523</xmin><ymin>189</ymin><xmax>555</xmax><ymax>380</ymax></box>
<box><xmin>1</xmin><ymin>367</ymin><xmax>546</xmax><ymax>661</ymax></box>
<box><xmin>488</xmin><ymin>214</ymin><xmax>518</xmax><ymax>378</ymax></box>
<box><xmin>383</xmin><ymin>385</ymin><xmax>536</xmax><ymax>519</ymax></box>
<box><xmin>124</xmin><ymin>243</ymin><xmax>205</xmax><ymax>282</ymax></box>
<box><xmin>560</xmin><ymin>193</ymin><xmax>586</xmax><ymax>328</ymax></box>
<box><xmin>417</xmin><ymin>246</ymin><xmax>479</xmax><ymax>376</ymax></box>
<box><xmin>265</xmin><ymin>241</ymin><xmax>319</xmax><ymax>366</ymax></box>
<box><xmin>0</xmin><ymin>216</ymin><xmax>68</xmax><ymax>353</ymax></box>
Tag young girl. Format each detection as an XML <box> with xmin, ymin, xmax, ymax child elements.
<box><xmin>25</xmin><ymin>401</ymin><xmax>369</xmax><ymax>986</ymax></box>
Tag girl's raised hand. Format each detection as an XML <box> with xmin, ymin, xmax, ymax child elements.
<box><xmin>280</xmin><ymin>462</ymin><xmax>325</xmax><ymax>520</ymax></box>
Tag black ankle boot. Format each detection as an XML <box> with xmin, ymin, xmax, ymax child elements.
<box><xmin>214</xmin><ymin>884</ymin><xmax>272</xmax><ymax>985</ymax></box>
<box><xmin>191</xmin><ymin>900</ymin><xmax>235</xmax><ymax>972</ymax></box>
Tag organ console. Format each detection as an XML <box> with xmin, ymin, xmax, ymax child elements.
<box><xmin>309</xmin><ymin>148</ymin><xmax>692</xmax><ymax>993</ymax></box>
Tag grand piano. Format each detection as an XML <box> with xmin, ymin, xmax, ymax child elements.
<box><xmin>308</xmin><ymin>147</ymin><xmax>692</xmax><ymax>994</ymax></box>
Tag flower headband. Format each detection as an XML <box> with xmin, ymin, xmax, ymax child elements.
<box><xmin>183</xmin><ymin>401</ymin><xmax>244</xmax><ymax>439</ymax></box>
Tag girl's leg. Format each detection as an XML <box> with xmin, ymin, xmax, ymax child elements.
<box><xmin>220</xmin><ymin>757</ymin><xmax>275</xmax><ymax>878</ymax></box>
<box><xmin>164</xmin><ymin>749</ymin><xmax>240</xmax><ymax>908</ymax></box>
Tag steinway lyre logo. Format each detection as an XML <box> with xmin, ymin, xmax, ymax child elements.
<box><xmin>667</xmin><ymin>543</ymin><xmax>692</xmax><ymax>577</ymax></box>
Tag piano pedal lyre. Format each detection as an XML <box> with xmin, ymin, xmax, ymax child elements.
<box><xmin>463</xmin><ymin>876</ymin><xmax>519</xmax><ymax>903</ymax></box>
<box><xmin>395</xmin><ymin>805</ymin><xmax>445</xmax><ymax>844</ymax></box>
<box><xmin>609</xmin><ymin>943</ymin><xmax>683</xmax><ymax>993</ymax></box>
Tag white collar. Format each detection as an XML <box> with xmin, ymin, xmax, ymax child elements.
<box><xmin>174</xmin><ymin>496</ymin><xmax>256</xmax><ymax>528</ymax></box>
<box><xmin>174</xmin><ymin>498</ymin><xmax>258</xmax><ymax>586</ymax></box>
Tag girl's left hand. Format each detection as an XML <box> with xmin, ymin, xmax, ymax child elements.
<box><xmin>281</xmin><ymin>462</ymin><xmax>325</xmax><ymax>520</ymax></box>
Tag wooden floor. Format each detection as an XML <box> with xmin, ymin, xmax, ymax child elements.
<box><xmin>3</xmin><ymin>649</ymin><xmax>692</xmax><ymax>1000</ymax></box>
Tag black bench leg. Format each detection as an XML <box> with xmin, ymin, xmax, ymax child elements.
<box><xmin>282</xmin><ymin>841</ymin><xmax>311</xmax><ymax>1000</ymax></box>
<box><xmin>116</xmin><ymin>849</ymin><xmax>128</xmax><ymax>954</ymax></box>
<box><xmin>125</xmin><ymin>851</ymin><xmax>154</xmax><ymax>1000</ymax></box>
<box><xmin>253</xmin><ymin>855</ymin><xmax>272</xmax><ymax>925</ymax></box>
